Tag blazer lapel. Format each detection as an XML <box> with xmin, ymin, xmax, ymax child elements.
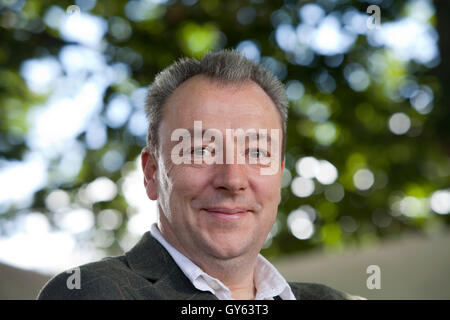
<box><xmin>124</xmin><ymin>231</ymin><xmax>217</xmax><ymax>300</ymax></box>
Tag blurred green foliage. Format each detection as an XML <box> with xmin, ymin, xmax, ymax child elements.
<box><xmin>0</xmin><ymin>0</ymin><xmax>448</xmax><ymax>260</ymax></box>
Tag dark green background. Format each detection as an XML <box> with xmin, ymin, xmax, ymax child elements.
<box><xmin>0</xmin><ymin>0</ymin><xmax>448</xmax><ymax>263</ymax></box>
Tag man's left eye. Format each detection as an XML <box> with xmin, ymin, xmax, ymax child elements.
<box><xmin>248</xmin><ymin>149</ymin><xmax>269</xmax><ymax>158</ymax></box>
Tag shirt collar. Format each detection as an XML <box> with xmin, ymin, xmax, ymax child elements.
<box><xmin>150</xmin><ymin>223</ymin><xmax>296</xmax><ymax>300</ymax></box>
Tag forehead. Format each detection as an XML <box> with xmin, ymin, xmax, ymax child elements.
<box><xmin>160</xmin><ymin>75</ymin><xmax>282</xmax><ymax>130</ymax></box>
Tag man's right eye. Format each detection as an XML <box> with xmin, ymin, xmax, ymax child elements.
<box><xmin>190</xmin><ymin>147</ymin><xmax>211</xmax><ymax>157</ymax></box>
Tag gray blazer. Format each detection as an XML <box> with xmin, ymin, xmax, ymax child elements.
<box><xmin>37</xmin><ymin>231</ymin><xmax>356</xmax><ymax>300</ymax></box>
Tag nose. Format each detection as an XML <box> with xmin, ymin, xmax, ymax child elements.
<box><xmin>212</xmin><ymin>163</ymin><xmax>249</xmax><ymax>193</ymax></box>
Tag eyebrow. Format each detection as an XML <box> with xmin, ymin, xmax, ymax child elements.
<box><xmin>186</xmin><ymin>128</ymin><xmax>208</xmax><ymax>137</ymax></box>
<box><xmin>186</xmin><ymin>128</ymin><xmax>272</xmax><ymax>143</ymax></box>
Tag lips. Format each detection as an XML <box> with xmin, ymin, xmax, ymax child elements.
<box><xmin>203</xmin><ymin>207</ymin><xmax>249</xmax><ymax>221</ymax></box>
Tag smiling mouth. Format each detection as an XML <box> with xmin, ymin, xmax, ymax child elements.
<box><xmin>202</xmin><ymin>208</ymin><xmax>249</xmax><ymax>221</ymax></box>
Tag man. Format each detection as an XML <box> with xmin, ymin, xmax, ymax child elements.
<box><xmin>38</xmin><ymin>50</ymin><xmax>362</xmax><ymax>300</ymax></box>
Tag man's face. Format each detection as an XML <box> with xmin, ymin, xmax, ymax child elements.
<box><xmin>142</xmin><ymin>75</ymin><xmax>285</xmax><ymax>262</ymax></box>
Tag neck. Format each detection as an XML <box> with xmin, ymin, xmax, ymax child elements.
<box><xmin>228</xmin><ymin>280</ymin><xmax>257</xmax><ymax>300</ymax></box>
<box><xmin>199</xmin><ymin>255</ymin><xmax>257</xmax><ymax>300</ymax></box>
<box><xmin>157</xmin><ymin>220</ymin><xmax>259</xmax><ymax>300</ymax></box>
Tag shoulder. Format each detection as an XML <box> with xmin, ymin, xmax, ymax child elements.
<box><xmin>288</xmin><ymin>282</ymin><xmax>366</xmax><ymax>300</ymax></box>
<box><xmin>37</xmin><ymin>256</ymin><xmax>136</xmax><ymax>300</ymax></box>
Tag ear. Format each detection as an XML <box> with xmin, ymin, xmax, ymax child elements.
<box><xmin>278</xmin><ymin>159</ymin><xmax>285</xmax><ymax>205</ymax></box>
<box><xmin>141</xmin><ymin>147</ymin><xmax>158</xmax><ymax>200</ymax></box>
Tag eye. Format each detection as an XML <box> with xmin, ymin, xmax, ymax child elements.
<box><xmin>191</xmin><ymin>146</ymin><xmax>212</xmax><ymax>157</ymax></box>
<box><xmin>248</xmin><ymin>148</ymin><xmax>269</xmax><ymax>159</ymax></box>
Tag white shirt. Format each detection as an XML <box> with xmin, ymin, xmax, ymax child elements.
<box><xmin>150</xmin><ymin>223</ymin><xmax>296</xmax><ymax>300</ymax></box>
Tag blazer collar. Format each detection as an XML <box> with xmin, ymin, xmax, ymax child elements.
<box><xmin>124</xmin><ymin>231</ymin><xmax>217</xmax><ymax>300</ymax></box>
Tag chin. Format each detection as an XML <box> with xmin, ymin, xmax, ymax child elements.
<box><xmin>202</xmin><ymin>232</ymin><xmax>257</xmax><ymax>259</ymax></box>
<box><xmin>208</xmin><ymin>245</ymin><xmax>247</xmax><ymax>260</ymax></box>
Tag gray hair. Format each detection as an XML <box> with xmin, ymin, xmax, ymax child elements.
<box><xmin>145</xmin><ymin>49</ymin><xmax>288</xmax><ymax>159</ymax></box>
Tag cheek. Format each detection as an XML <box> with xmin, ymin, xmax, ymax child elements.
<box><xmin>253</xmin><ymin>174</ymin><xmax>282</xmax><ymax>204</ymax></box>
<box><xmin>168</xmin><ymin>167</ymin><xmax>212</xmax><ymax>204</ymax></box>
